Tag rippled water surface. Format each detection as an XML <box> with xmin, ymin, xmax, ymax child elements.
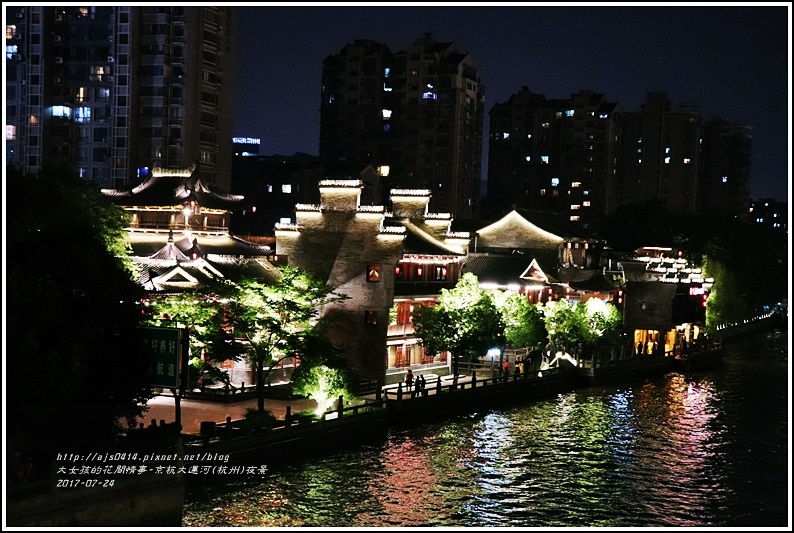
<box><xmin>183</xmin><ymin>330</ymin><xmax>790</xmax><ymax>527</ymax></box>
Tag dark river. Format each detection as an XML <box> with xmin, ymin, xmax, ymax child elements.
<box><xmin>183</xmin><ymin>329</ymin><xmax>790</xmax><ymax>528</ymax></box>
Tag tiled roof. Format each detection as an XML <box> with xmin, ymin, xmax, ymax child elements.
<box><xmin>462</xmin><ymin>253</ymin><xmax>559</xmax><ymax>286</ymax></box>
<box><xmin>134</xmin><ymin>256</ymin><xmax>280</xmax><ymax>292</ymax></box>
<box><xmin>127</xmin><ymin>230</ymin><xmax>272</xmax><ymax>258</ymax></box>
<box><xmin>103</xmin><ymin>173</ymin><xmax>244</xmax><ymax>212</ymax></box>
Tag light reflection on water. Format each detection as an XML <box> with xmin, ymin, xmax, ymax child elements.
<box><xmin>183</xmin><ymin>330</ymin><xmax>789</xmax><ymax>527</ymax></box>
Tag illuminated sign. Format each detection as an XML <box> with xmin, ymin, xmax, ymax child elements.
<box><xmin>232</xmin><ymin>137</ymin><xmax>261</xmax><ymax>145</ymax></box>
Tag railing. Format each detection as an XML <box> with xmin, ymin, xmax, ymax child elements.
<box><xmin>182</xmin><ymin>397</ymin><xmax>387</xmax><ymax>453</ymax></box>
<box><xmin>382</xmin><ymin>367</ymin><xmax>564</xmax><ymax>401</ymax></box>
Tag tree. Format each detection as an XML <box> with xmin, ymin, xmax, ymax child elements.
<box><xmin>412</xmin><ymin>273</ymin><xmax>506</xmax><ymax>377</ymax></box>
<box><xmin>6</xmin><ymin>163</ymin><xmax>152</xmax><ymax>478</ymax></box>
<box><xmin>492</xmin><ymin>290</ymin><xmax>547</xmax><ymax>349</ymax></box>
<box><xmin>143</xmin><ymin>289</ymin><xmax>234</xmax><ymax>390</ymax></box>
<box><xmin>218</xmin><ymin>268</ymin><xmax>349</xmax><ymax>413</ymax></box>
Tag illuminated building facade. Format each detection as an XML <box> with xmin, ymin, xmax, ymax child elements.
<box><xmin>487</xmin><ymin>88</ymin><xmax>623</xmax><ymax>227</ymax></box>
<box><xmin>5</xmin><ymin>5</ymin><xmax>233</xmax><ymax>190</ymax></box>
<box><xmin>319</xmin><ymin>33</ymin><xmax>485</xmax><ymax>220</ymax></box>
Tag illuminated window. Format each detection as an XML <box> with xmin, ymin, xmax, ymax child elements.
<box><xmin>527</xmin><ymin>133</ymin><xmax>532</xmax><ymax>139</ymax></box>
<box><xmin>422</xmin><ymin>92</ymin><xmax>437</xmax><ymax>100</ymax></box>
<box><xmin>541</xmin><ymin>155</ymin><xmax>549</xmax><ymax>164</ymax></box>
<box><xmin>367</xmin><ymin>265</ymin><xmax>381</xmax><ymax>282</ymax></box>
<box><xmin>664</xmin><ymin>157</ymin><xmax>670</xmax><ymax>164</ymax></box>
<box><xmin>52</xmin><ymin>105</ymin><xmax>71</xmax><ymax>118</ymax></box>
<box><xmin>6</xmin><ymin>125</ymin><xmax>16</xmax><ymax>140</ymax></box>
<box><xmin>6</xmin><ymin>25</ymin><xmax>15</xmax><ymax>40</ymax></box>
<box><xmin>565</xmin><ymin>109</ymin><xmax>574</xmax><ymax>117</ymax></box>
<box><xmin>599</xmin><ymin>113</ymin><xmax>608</xmax><ymax>118</ymax></box>
<box><xmin>281</xmin><ymin>184</ymin><xmax>292</xmax><ymax>194</ymax></box>
<box><xmin>582</xmin><ymin>201</ymin><xmax>590</xmax><ymax>207</ymax></box>
<box><xmin>379</xmin><ymin>165</ymin><xmax>390</xmax><ymax>177</ymax></box>
<box><xmin>74</xmin><ymin>106</ymin><xmax>91</xmax><ymax>122</ymax></box>
<box><xmin>502</xmin><ymin>132</ymin><xmax>510</xmax><ymax>140</ymax></box>
<box><xmin>571</xmin><ymin>204</ymin><xmax>580</xmax><ymax>210</ymax></box>
<box><xmin>266</xmin><ymin>184</ymin><xmax>273</xmax><ymax>193</ymax></box>
<box><xmin>541</xmin><ymin>122</ymin><xmax>550</xmax><ymax>129</ymax></box>
<box><xmin>28</xmin><ymin>115</ymin><xmax>38</xmax><ymax>125</ymax></box>
<box><xmin>570</xmin><ymin>215</ymin><xmax>580</xmax><ymax>221</ymax></box>
<box><xmin>571</xmin><ymin>181</ymin><xmax>581</xmax><ymax>188</ymax></box>
<box><xmin>539</xmin><ymin>188</ymin><xmax>546</xmax><ymax>196</ymax></box>
<box><xmin>722</xmin><ymin>176</ymin><xmax>728</xmax><ymax>183</ymax></box>
<box><xmin>90</xmin><ymin>65</ymin><xmax>105</xmax><ymax>81</ymax></box>
<box><xmin>551</xmin><ymin>177</ymin><xmax>559</xmax><ymax>187</ymax></box>
<box><xmin>525</xmin><ymin>156</ymin><xmax>531</xmax><ymax>162</ymax></box>
<box><xmin>665</xmin><ymin>147</ymin><xmax>670</xmax><ymax>153</ymax></box>
<box><xmin>382</xmin><ymin>109</ymin><xmax>392</xmax><ymax>119</ymax></box>
<box><xmin>555</xmin><ymin>111</ymin><xmax>562</xmax><ymax>118</ymax></box>
<box><xmin>76</xmin><ymin>87</ymin><xmax>88</xmax><ymax>102</ymax></box>
<box><xmin>583</xmin><ymin>190</ymin><xmax>590</xmax><ymax>196</ymax></box>
<box><xmin>683</xmin><ymin>158</ymin><xmax>691</xmax><ymax>164</ymax></box>
<box><xmin>384</xmin><ymin>67</ymin><xmax>390</xmax><ymax>77</ymax></box>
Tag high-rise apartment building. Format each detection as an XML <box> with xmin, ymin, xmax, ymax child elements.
<box><xmin>487</xmin><ymin>88</ymin><xmax>622</xmax><ymax>227</ymax></box>
<box><xmin>4</xmin><ymin>5</ymin><xmax>233</xmax><ymax>190</ymax></box>
<box><xmin>699</xmin><ymin>117</ymin><xmax>752</xmax><ymax>216</ymax></box>
<box><xmin>620</xmin><ymin>92</ymin><xmax>702</xmax><ymax>214</ymax></box>
<box><xmin>319</xmin><ymin>33</ymin><xmax>485</xmax><ymax>220</ymax></box>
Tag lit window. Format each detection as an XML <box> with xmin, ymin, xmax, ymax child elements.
<box><xmin>565</xmin><ymin>109</ymin><xmax>574</xmax><ymax>117</ymax></box>
<box><xmin>583</xmin><ymin>190</ymin><xmax>590</xmax><ymax>196</ymax></box>
<box><xmin>383</xmin><ymin>84</ymin><xmax>392</xmax><ymax>92</ymax></box>
<box><xmin>527</xmin><ymin>133</ymin><xmax>532</xmax><ymax>139</ymax></box>
<box><xmin>638</xmin><ymin>159</ymin><xmax>642</xmax><ymax>164</ymax></box>
<box><xmin>722</xmin><ymin>176</ymin><xmax>728</xmax><ymax>183</ymax></box>
<box><xmin>571</xmin><ymin>181</ymin><xmax>581</xmax><ymax>188</ymax></box>
<box><xmin>542</xmin><ymin>122</ymin><xmax>550</xmax><ymax>129</ymax></box>
<box><xmin>382</xmin><ymin>109</ymin><xmax>392</xmax><ymax>119</ymax></box>
<box><xmin>379</xmin><ymin>165</ymin><xmax>390</xmax><ymax>177</ymax></box>
<box><xmin>551</xmin><ymin>177</ymin><xmax>559</xmax><ymax>187</ymax></box>
<box><xmin>74</xmin><ymin>106</ymin><xmax>90</xmax><ymax>123</ymax></box>
<box><xmin>267</xmin><ymin>185</ymin><xmax>273</xmax><ymax>193</ymax></box>
<box><xmin>384</xmin><ymin>67</ymin><xmax>390</xmax><ymax>78</ymax></box>
<box><xmin>664</xmin><ymin>157</ymin><xmax>670</xmax><ymax>164</ymax></box>
<box><xmin>582</xmin><ymin>201</ymin><xmax>590</xmax><ymax>207</ymax></box>
<box><xmin>599</xmin><ymin>114</ymin><xmax>608</xmax><ymax>118</ymax></box>
<box><xmin>281</xmin><ymin>184</ymin><xmax>292</xmax><ymax>194</ymax></box>
<box><xmin>6</xmin><ymin>25</ymin><xmax>15</xmax><ymax>40</ymax></box>
<box><xmin>570</xmin><ymin>215</ymin><xmax>580</xmax><ymax>221</ymax></box>
<box><xmin>541</xmin><ymin>155</ymin><xmax>549</xmax><ymax>164</ymax></box>
<box><xmin>683</xmin><ymin>158</ymin><xmax>691</xmax><ymax>164</ymax></box>
<box><xmin>539</xmin><ymin>188</ymin><xmax>546</xmax><ymax>196</ymax></box>
<box><xmin>555</xmin><ymin>111</ymin><xmax>562</xmax><ymax>118</ymax></box>
<box><xmin>29</xmin><ymin>115</ymin><xmax>38</xmax><ymax>125</ymax></box>
<box><xmin>52</xmin><ymin>105</ymin><xmax>72</xmax><ymax>118</ymax></box>
<box><xmin>502</xmin><ymin>132</ymin><xmax>510</xmax><ymax>140</ymax></box>
<box><xmin>571</xmin><ymin>204</ymin><xmax>580</xmax><ymax>210</ymax></box>
<box><xmin>6</xmin><ymin>125</ymin><xmax>16</xmax><ymax>140</ymax></box>
<box><xmin>422</xmin><ymin>92</ymin><xmax>437</xmax><ymax>100</ymax></box>
<box><xmin>665</xmin><ymin>147</ymin><xmax>670</xmax><ymax>153</ymax></box>
<box><xmin>525</xmin><ymin>156</ymin><xmax>531</xmax><ymax>162</ymax></box>
<box><xmin>279</xmin><ymin>217</ymin><xmax>291</xmax><ymax>224</ymax></box>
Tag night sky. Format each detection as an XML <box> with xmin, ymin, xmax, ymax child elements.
<box><xmin>232</xmin><ymin>4</ymin><xmax>791</xmax><ymax>202</ymax></box>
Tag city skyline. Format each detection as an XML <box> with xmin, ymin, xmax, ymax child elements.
<box><xmin>232</xmin><ymin>3</ymin><xmax>791</xmax><ymax>203</ymax></box>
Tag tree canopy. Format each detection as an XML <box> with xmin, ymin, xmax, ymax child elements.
<box><xmin>411</xmin><ymin>273</ymin><xmax>506</xmax><ymax>376</ymax></box>
<box><xmin>6</xmin><ymin>163</ymin><xmax>152</xmax><ymax>476</ymax></box>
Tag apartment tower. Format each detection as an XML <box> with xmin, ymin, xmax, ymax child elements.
<box><xmin>319</xmin><ymin>33</ymin><xmax>485</xmax><ymax>220</ymax></box>
<box><xmin>487</xmin><ymin>88</ymin><xmax>622</xmax><ymax>227</ymax></box>
<box><xmin>4</xmin><ymin>5</ymin><xmax>233</xmax><ymax>190</ymax></box>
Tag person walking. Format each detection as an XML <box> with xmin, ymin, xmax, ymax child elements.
<box><xmin>405</xmin><ymin>369</ymin><xmax>414</xmax><ymax>397</ymax></box>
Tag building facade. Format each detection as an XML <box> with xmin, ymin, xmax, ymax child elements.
<box><xmin>5</xmin><ymin>5</ymin><xmax>233</xmax><ymax>190</ymax></box>
<box><xmin>319</xmin><ymin>33</ymin><xmax>485</xmax><ymax>220</ymax></box>
<box><xmin>699</xmin><ymin>117</ymin><xmax>752</xmax><ymax>216</ymax></box>
<box><xmin>487</xmin><ymin>88</ymin><xmax>623</xmax><ymax>227</ymax></box>
<box><xmin>619</xmin><ymin>91</ymin><xmax>702</xmax><ymax>214</ymax></box>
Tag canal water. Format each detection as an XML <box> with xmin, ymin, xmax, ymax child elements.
<box><xmin>183</xmin><ymin>329</ymin><xmax>790</xmax><ymax>528</ymax></box>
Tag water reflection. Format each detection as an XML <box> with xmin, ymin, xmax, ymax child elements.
<box><xmin>184</xmin><ymin>331</ymin><xmax>788</xmax><ymax>527</ymax></box>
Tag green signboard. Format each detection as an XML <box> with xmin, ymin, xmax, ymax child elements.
<box><xmin>141</xmin><ymin>326</ymin><xmax>182</xmax><ymax>388</ymax></box>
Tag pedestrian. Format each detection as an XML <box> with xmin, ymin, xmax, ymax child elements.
<box><xmin>637</xmin><ymin>341</ymin><xmax>643</xmax><ymax>355</ymax></box>
<box><xmin>405</xmin><ymin>369</ymin><xmax>414</xmax><ymax>393</ymax></box>
<box><xmin>502</xmin><ymin>360</ymin><xmax>510</xmax><ymax>374</ymax></box>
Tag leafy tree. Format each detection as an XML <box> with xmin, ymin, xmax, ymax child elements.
<box><xmin>217</xmin><ymin>268</ymin><xmax>349</xmax><ymax>413</ymax></box>
<box><xmin>492</xmin><ymin>290</ymin><xmax>547</xmax><ymax>349</ymax></box>
<box><xmin>6</xmin><ymin>163</ymin><xmax>152</xmax><ymax>478</ymax></box>
<box><xmin>412</xmin><ymin>273</ymin><xmax>506</xmax><ymax>377</ymax></box>
<box><xmin>143</xmin><ymin>289</ymin><xmax>234</xmax><ymax>389</ymax></box>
